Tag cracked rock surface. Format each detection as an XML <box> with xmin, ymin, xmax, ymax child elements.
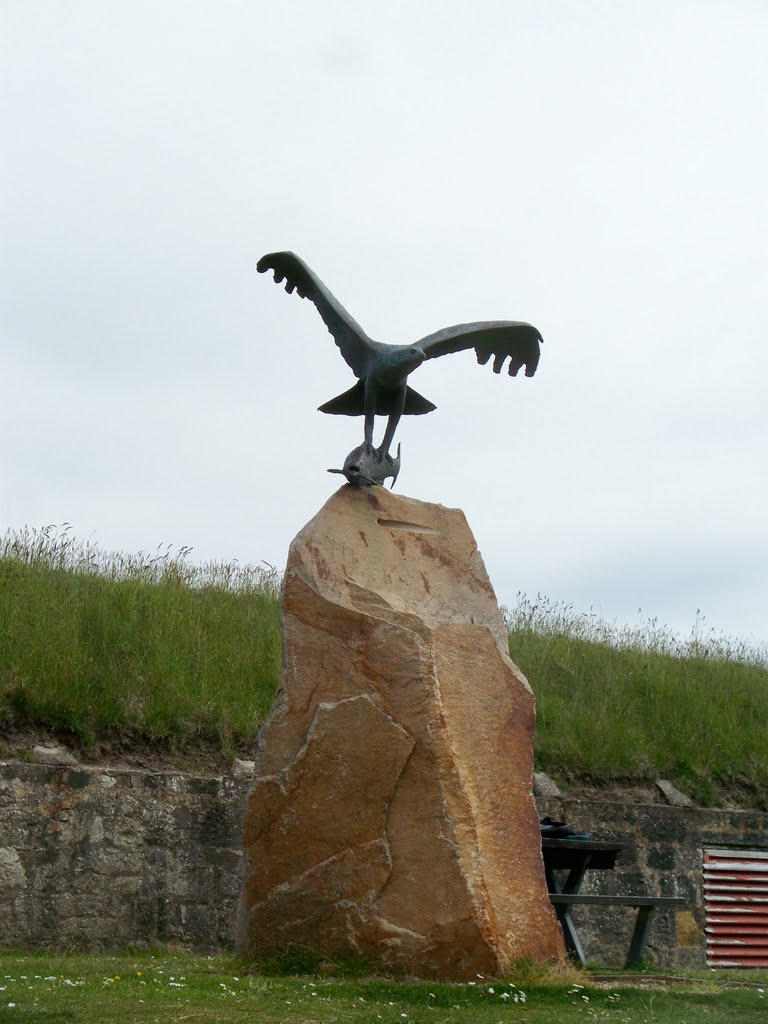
<box><xmin>238</xmin><ymin>486</ymin><xmax>563</xmax><ymax>979</ymax></box>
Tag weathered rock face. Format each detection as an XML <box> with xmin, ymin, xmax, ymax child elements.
<box><xmin>238</xmin><ymin>486</ymin><xmax>564</xmax><ymax>978</ymax></box>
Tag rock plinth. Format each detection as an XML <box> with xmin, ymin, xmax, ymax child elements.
<box><xmin>238</xmin><ymin>486</ymin><xmax>564</xmax><ymax>978</ymax></box>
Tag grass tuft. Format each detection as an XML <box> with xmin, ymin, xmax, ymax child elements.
<box><xmin>253</xmin><ymin>946</ymin><xmax>373</xmax><ymax>978</ymax></box>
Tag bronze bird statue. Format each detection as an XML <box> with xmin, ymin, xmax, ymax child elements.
<box><xmin>257</xmin><ymin>251</ymin><xmax>542</xmax><ymax>485</ymax></box>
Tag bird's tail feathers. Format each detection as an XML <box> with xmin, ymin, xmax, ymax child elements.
<box><xmin>402</xmin><ymin>387</ymin><xmax>437</xmax><ymax>415</ymax></box>
<box><xmin>319</xmin><ymin>383</ymin><xmax>436</xmax><ymax>417</ymax></box>
<box><xmin>318</xmin><ymin>382</ymin><xmax>366</xmax><ymax>415</ymax></box>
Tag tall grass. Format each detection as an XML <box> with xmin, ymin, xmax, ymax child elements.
<box><xmin>506</xmin><ymin>594</ymin><xmax>768</xmax><ymax>805</ymax></box>
<box><xmin>1</xmin><ymin>528</ymin><xmax>767</xmax><ymax>804</ymax></box>
<box><xmin>0</xmin><ymin>526</ymin><xmax>281</xmax><ymax>751</ymax></box>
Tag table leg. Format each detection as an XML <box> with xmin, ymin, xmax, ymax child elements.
<box><xmin>625</xmin><ymin>906</ymin><xmax>655</xmax><ymax>967</ymax></box>
<box><xmin>556</xmin><ymin>905</ymin><xmax>587</xmax><ymax>966</ymax></box>
<box><xmin>544</xmin><ymin>864</ymin><xmax>558</xmax><ymax>893</ymax></box>
<box><xmin>546</xmin><ymin>865</ymin><xmax>587</xmax><ymax>966</ymax></box>
<box><xmin>562</xmin><ymin>861</ymin><xmax>588</xmax><ymax>895</ymax></box>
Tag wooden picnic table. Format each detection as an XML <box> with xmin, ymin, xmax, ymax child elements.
<box><xmin>541</xmin><ymin>838</ymin><xmax>686</xmax><ymax>966</ymax></box>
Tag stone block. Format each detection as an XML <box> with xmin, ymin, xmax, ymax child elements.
<box><xmin>534</xmin><ymin>772</ymin><xmax>563</xmax><ymax>799</ymax></box>
<box><xmin>238</xmin><ymin>486</ymin><xmax>563</xmax><ymax>979</ymax></box>
<box><xmin>31</xmin><ymin>745</ymin><xmax>79</xmax><ymax>767</ymax></box>
<box><xmin>656</xmin><ymin>780</ymin><xmax>695</xmax><ymax>807</ymax></box>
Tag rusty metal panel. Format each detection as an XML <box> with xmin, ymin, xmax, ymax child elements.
<box><xmin>704</xmin><ymin>848</ymin><xmax>768</xmax><ymax>967</ymax></box>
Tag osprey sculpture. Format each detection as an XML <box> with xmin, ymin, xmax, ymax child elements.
<box><xmin>257</xmin><ymin>251</ymin><xmax>542</xmax><ymax>486</ymax></box>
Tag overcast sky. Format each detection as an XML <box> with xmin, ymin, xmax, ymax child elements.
<box><xmin>2</xmin><ymin>1</ymin><xmax>767</xmax><ymax>646</ymax></box>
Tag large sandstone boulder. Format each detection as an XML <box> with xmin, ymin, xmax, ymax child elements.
<box><xmin>238</xmin><ymin>485</ymin><xmax>563</xmax><ymax>978</ymax></box>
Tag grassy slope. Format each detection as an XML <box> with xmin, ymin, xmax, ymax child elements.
<box><xmin>0</xmin><ymin>530</ymin><xmax>281</xmax><ymax>753</ymax></box>
<box><xmin>1</xmin><ymin>530</ymin><xmax>766</xmax><ymax>804</ymax></box>
<box><xmin>0</xmin><ymin>950</ymin><xmax>766</xmax><ymax>1024</ymax></box>
<box><xmin>506</xmin><ymin>597</ymin><xmax>768</xmax><ymax>805</ymax></box>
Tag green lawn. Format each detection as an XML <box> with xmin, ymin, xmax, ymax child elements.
<box><xmin>0</xmin><ymin>952</ymin><xmax>765</xmax><ymax>1024</ymax></box>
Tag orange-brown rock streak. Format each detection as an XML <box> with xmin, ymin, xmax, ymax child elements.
<box><xmin>237</xmin><ymin>486</ymin><xmax>564</xmax><ymax>978</ymax></box>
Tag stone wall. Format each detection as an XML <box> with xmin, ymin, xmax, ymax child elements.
<box><xmin>2</xmin><ymin>760</ymin><xmax>766</xmax><ymax>967</ymax></box>
<box><xmin>0</xmin><ymin>761</ymin><xmax>249</xmax><ymax>949</ymax></box>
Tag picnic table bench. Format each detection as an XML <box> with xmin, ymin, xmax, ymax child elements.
<box><xmin>542</xmin><ymin>838</ymin><xmax>687</xmax><ymax>967</ymax></box>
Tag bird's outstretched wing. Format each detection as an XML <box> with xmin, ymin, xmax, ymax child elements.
<box><xmin>417</xmin><ymin>321</ymin><xmax>542</xmax><ymax>377</ymax></box>
<box><xmin>257</xmin><ymin>251</ymin><xmax>372</xmax><ymax>377</ymax></box>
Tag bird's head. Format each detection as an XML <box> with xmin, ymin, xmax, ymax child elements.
<box><xmin>396</xmin><ymin>346</ymin><xmax>426</xmax><ymax>373</ymax></box>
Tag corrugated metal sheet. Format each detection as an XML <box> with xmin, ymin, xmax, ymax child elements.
<box><xmin>704</xmin><ymin>848</ymin><xmax>768</xmax><ymax>967</ymax></box>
